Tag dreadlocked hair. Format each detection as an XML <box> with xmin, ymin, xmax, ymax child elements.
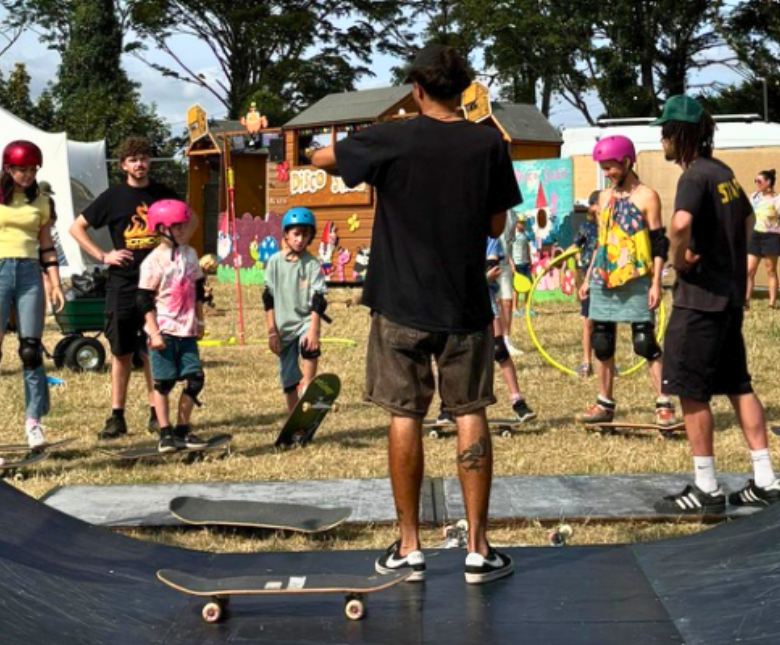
<box><xmin>0</xmin><ymin>171</ymin><xmax>39</xmax><ymax>206</ymax></box>
<box><xmin>661</xmin><ymin>113</ymin><xmax>716</xmax><ymax>166</ymax></box>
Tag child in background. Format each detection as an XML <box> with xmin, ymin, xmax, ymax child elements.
<box><xmin>573</xmin><ymin>191</ymin><xmax>600</xmax><ymax>378</ymax></box>
<box><xmin>137</xmin><ymin>200</ymin><xmax>208</xmax><ymax>453</ymax></box>
<box><xmin>199</xmin><ymin>253</ymin><xmax>218</xmax><ymax>309</ymax></box>
<box><xmin>263</xmin><ymin>207</ymin><xmax>329</xmax><ymax>412</ymax></box>
<box><xmin>511</xmin><ymin>214</ymin><xmax>532</xmax><ymax>316</ymax></box>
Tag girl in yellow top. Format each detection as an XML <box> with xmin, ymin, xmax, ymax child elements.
<box><xmin>578</xmin><ymin>135</ymin><xmax>677</xmax><ymax>427</ymax></box>
<box><xmin>746</xmin><ymin>169</ymin><xmax>780</xmax><ymax>308</ymax></box>
<box><xmin>0</xmin><ymin>140</ymin><xmax>64</xmax><ymax>448</ymax></box>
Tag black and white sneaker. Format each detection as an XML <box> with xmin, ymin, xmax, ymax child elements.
<box><xmin>436</xmin><ymin>411</ymin><xmax>455</xmax><ymax>425</ymax></box>
<box><xmin>174</xmin><ymin>426</ymin><xmax>208</xmax><ymax>450</ymax></box>
<box><xmin>729</xmin><ymin>479</ymin><xmax>780</xmax><ymax>507</ymax></box>
<box><xmin>158</xmin><ymin>428</ymin><xmax>177</xmax><ymax>454</ymax></box>
<box><xmin>512</xmin><ymin>399</ymin><xmax>537</xmax><ymax>423</ymax></box>
<box><xmin>464</xmin><ymin>546</ymin><xmax>514</xmax><ymax>584</ymax></box>
<box><xmin>653</xmin><ymin>484</ymin><xmax>726</xmax><ymax>515</ymax></box>
<box><xmin>375</xmin><ymin>541</ymin><xmax>426</xmax><ymax>582</ymax></box>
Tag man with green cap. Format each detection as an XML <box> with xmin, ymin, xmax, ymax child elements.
<box><xmin>653</xmin><ymin>94</ymin><xmax>780</xmax><ymax>513</ymax></box>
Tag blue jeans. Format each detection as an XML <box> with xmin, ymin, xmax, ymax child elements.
<box><xmin>0</xmin><ymin>259</ymin><xmax>49</xmax><ymax>419</ymax></box>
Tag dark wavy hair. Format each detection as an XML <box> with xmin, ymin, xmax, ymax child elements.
<box><xmin>117</xmin><ymin>136</ymin><xmax>152</xmax><ymax>163</ymax></box>
<box><xmin>661</xmin><ymin>112</ymin><xmax>716</xmax><ymax>166</ymax></box>
<box><xmin>759</xmin><ymin>169</ymin><xmax>776</xmax><ymax>189</ymax></box>
<box><xmin>407</xmin><ymin>46</ymin><xmax>472</xmax><ymax>101</ymax></box>
<box><xmin>0</xmin><ymin>171</ymin><xmax>39</xmax><ymax>205</ymax></box>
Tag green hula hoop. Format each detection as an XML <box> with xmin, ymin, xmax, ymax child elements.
<box><xmin>525</xmin><ymin>247</ymin><xmax>666</xmax><ymax>378</ymax></box>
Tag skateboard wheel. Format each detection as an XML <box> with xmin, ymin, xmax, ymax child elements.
<box><xmin>456</xmin><ymin>519</ymin><xmax>469</xmax><ymax>531</ymax></box>
<box><xmin>558</xmin><ymin>524</ymin><xmax>573</xmax><ymax>538</ymax></box>
<box><xmin>427</xmin><ymin>429</ymin><xmax>440</xmax><ymax>439</ymax></box>
<box><xmin>202</xmin><ymin>601</ymin><xmax>223</xmax><ymax>623</ymax></box>
<box><xmin>302</xmin><ymin>402</ymin><xmax>312</xmax><ymax>413</ymax></box>
<box><xmin>499</xmin><ymin>428</ymin><xmax>512</xmax><ymax>438</ymax></box>
<box><xmin>331</xmin><ymin>402</ymin><xmax>340</xmax><ymax>413</ymax></box>
<box><xmin>345</xmin><ymin>597</ymin><xmax>366</xmax><ymax>621</ymax></box>
<box><xmin>291</xmin><ymin>430</ymin><xmax>306</xmax><ymax>444</ymax></box>
<box><xmin>13</xmin><ymin>472</ymin><xmax>25</xmax><ymax>482</ymax></box>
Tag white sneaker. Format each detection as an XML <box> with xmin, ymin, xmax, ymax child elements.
<box><xmin>26</xmin><ymin>422</ymin><xmax>46</xmax><ymax>449</ymax></box>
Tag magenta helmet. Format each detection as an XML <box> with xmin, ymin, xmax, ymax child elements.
<box><xmin>147</xmin><ymin>199</ymin><xmax>192</xmax><ymax>232</ymax></box>
<box><xmin>592</xmin><ymin>135</ymin><xmax>636</xmax><ymax>165</ymax></box>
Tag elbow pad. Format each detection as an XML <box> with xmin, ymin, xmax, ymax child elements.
<box><xmin>262</xmin><ymin>287</ymin><xmax>275</xmax><ymax>311</ymax></box>
<box><xmin>136</xmin><ymin>289</ymin><xmax>157</xmax><ymax>315</ymax></box>
<box><xmin>311</xmin><ymin>292</ymin><xmax>332</xmax><ymax>324</ymax></box>
<box><xmin>196</xmin><ymin>278</ymin><xmax>206</xmax><ymax>303</ymax></box>
<box><xmin>650</xmin><ymin>228</ymin><xmax>670</xmax><ymax>262</ymax></box>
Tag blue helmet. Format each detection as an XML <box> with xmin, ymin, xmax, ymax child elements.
<box><xmin>282</xmin><ymin>207</ymin><xmax>316</xmax><ymax>231</ymax></box>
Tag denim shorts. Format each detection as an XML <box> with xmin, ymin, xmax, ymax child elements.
<box><xmin>365</xmin><ymin>313</ymin><xmax>495</xmax><ymax>418</ymax></box>
<box><xmin>150</xmin><ymin>335</ymin><xmax>202</xmax><ymax>381</ymax></box>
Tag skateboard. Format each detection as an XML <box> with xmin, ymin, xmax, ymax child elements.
<box><xmin>584</xmin><ymin>421</ymin><xmax>685</xmax><ymax>440</ymax></box>
<box><xmin>275</xmin><ymin>373</ymin><xmax>341</xmax><ymax>448</ymax></box>
<box><xmin>169</xmin><ymin>497</ymin><xmax>351</xmax><ymax>533</ymax></box>
<box><xmin>441</xmin><ymin>519</ymin><xmax>469</xmax><ymax>548</ymax></box>
<box><xmin>157</xmin><ymin>569</ymin><xmax>410</xmax><ymax>623</ymax></box>
<box><xmin>0</xmin><ymin>437</ymin><xmax>75</xmax><ymax>454</ymax></box>
<box><xmin>424</xmin><ymin>418</ymin><xmax>533</xmax><ymax>439</ymax></box>
<box><xmin>99</xmin><ymin>434</ymin><xmax>232</xmax><ymax>464</ymax></box>
<box><xmin>0</xmin><ymin>450</ymin><xmax>48</xmax><ymax>480</ymax></box>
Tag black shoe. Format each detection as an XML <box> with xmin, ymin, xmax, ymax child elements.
<box><xmin>436</xmin><ymin>411</ymin><xmax>455</xmax><ymax>425</ymax></box>
<box><xmin>729</xmin><ymin>479</ymin><xmax>780</xmax><ymax>507</ymax></box>
<box><xmin>512</xmin><ymin>399</ymin><xmax>537</xmax><ymax>423</ymax></box>
<box><xmin>375</xmin><ymin>540</ymin><xmax>426</xmax><ymax>582</ymax></box>
<box><xmin>158</xmin><ymin>428</ymin><xmax>177</xmax><ymax>454</ymax></box>
<box><xmin>174</xmin><ymin>426</ymin><xmax>208</xmax><ymax>450</ymax></box>
<box><xmin>97</xmin><ymin>416</ymin><xmax>128</xmax><ymax>440</ymax></box>
<box><xmin>464</xmin><ymin>546</ymin><xmax>514</xmax><ymax>584</ymax></box>
<box><xmin>654</xmin><ymin>484</ymin><xmax>726</xmax><ymax>515</ymax></box>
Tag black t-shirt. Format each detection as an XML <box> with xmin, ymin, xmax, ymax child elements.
<box><xmin>673</xmin><ymin>157</ymin><xmax>751</xmax><ymax>311</ymax></box>
<box><xmin>335</xmin><ymin>116</ymin><xmax>522</xmax><ymax>333</ymax></box>
<box><xmin>82</xmin><ymin>182</ymin><xmax>179</xmax><ymax>294</ymax></box>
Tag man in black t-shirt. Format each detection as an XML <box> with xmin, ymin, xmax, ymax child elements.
<box><xmin>652</xmin><ymin>95</ymin><xmax>780</xmax><ymax>514</ymax></box>
<box><xmin>312</xmin><ymin>45</ymin><xmax>520</xmax><ymax>585</ymax></box>
<box><xmin>70</xmin><ymin>137</ymin><xmax>188</xmax><ymax>440</ymax></box>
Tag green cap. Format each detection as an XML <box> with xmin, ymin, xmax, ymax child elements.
<box><xmin>651</xmin><ymin>95</ymin><xmax>704</xmax><ymax>126</ymax></box>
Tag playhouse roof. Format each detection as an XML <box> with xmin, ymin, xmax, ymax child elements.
<box><xmin>285</xmin><ymin>85</ymin><xmax>414</xmax><ymax>128</ymax></box>
<box><xmin>491</xmin><ymin>103</ymin><xmax>563</xmax><ymax>144</ymax></box>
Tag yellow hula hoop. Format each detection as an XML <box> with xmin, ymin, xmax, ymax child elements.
<box><xmin>525</xmin><ymin>247</ymin><xmax>666</xmax><ymax>378</ymax></box>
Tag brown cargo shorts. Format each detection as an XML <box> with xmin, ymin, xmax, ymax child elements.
<box><xmin>365</xmin><ymin>312</ymin><xmax>496</xmax><ymax>418</ymax></box>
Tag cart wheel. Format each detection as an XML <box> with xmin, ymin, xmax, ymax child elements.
<box><xmin>52</xmin><ymin>336</ymin><xmax>76</xmax><ymax>369</ymax></box>
<box><xmin>64</xmin><ymin>337</ymin><xmax>106</xmax><ymax>372</ymax></box>
<box><xmin>202</xmin><ymin>601</ymin><xmax>223</xmax><ymax>623</ymax></box>
<box><xmin>302</xmin><ymin>402</ymin><xmax>312</xmax><ymax>413</ymax></box>
<box><xmin>345</xmin><ymin>596</ymin><xmax>366</xmax><ymax>621</ymax></box>
<box><xmin>427</xmin><ymin>429</ymin><xmax>442</xmax><ymax>439</ymax></box>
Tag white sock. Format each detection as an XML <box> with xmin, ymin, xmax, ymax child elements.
<box><xmin>750</xmin><ymin>449</ymin><xmax>776</xmax><ymax>488</ymax></box>
<box><xmin>693</xmin><ymin>456</ymin><xmax>718</xmax><ymax>493</ymax></box>
<box><xmin>504</xmin><ymin>335</ymin><xmax>515</xmax><ymax>348</ymax></box>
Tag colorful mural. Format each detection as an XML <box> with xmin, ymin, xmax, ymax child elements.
<box><xmin>216</xmin><ymin>211</ymin><xmax>283</xmax><ymax>285</ymax></box>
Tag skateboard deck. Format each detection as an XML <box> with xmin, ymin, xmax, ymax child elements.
<box><xmin>585</xmin><ymin>422</ymin><xmax>685</xmax><ymax>439</ymax></box>
<box><xmin>424</xmin><ymin>418</ymin><xmax>535</xmax><ymax>438</ymax></box>
<box><xmin>157</xmin><ymin>568</ymin><xmax>410</xmax><ymax>622</ymax></box>
<box><xmin>169</xmin><ymin>497</ymin><xmax>351</xmax><ymax>533</ymax></box>
<box><xmin>275</xmin><ymin>373</ymin><xmax>341</xmax><ymax>447</ymax></box>
<box><xmin>100</xmin><ymin>434</ymin><xmax>232</xmax><ymax>463</ymax></box>
<box><xmin>0</xmin><ymin>450</ymin><xmax>48</xmax><ymax>480</ymax></box>
<box><xmin>0</xmin><ymin>438</ymin><xmax>75</xmax><ymax>455</ymax></box>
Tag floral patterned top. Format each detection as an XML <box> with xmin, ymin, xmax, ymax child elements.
<box><xmin>591</xmin><ymin>192</ymin><xmax>652</xmax><ymax>289</ymax></box>
<box><xmin>752</xmin><ymin>191</ymin><xmax>780</xmax><ymax>234</ymax></box>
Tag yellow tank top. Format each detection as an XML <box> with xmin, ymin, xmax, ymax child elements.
<box><xmin>0</xmin><ymin>192</ymin><xmax>51</xmax><ymax>260</ymax></box>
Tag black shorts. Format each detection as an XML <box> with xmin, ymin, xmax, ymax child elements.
<box><xmin>748</xmin><ymin>231</ymin><xmax>780</xmax><ymax>258</ymax></box>
<box><xmin>662</xmin><ymin>306</ymin><xmax>752</xmax><ymax>402</ymax></box>
<box><xmin>580</xmin><ymin>295</ymin><xmax>590</xmax><ymax>318</ymax></box>
<box><xmin>105</xmin><ymin>289</ymin><xmax>146</xmax><ymax>357</ymax></box>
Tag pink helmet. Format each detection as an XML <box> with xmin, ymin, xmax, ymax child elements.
<box><xmin>592</xmin><ymin>135</ymin><xmax>636</xmax><ymax>165</ymax></box>
<box><xmin>3</xmin><ymin>140</ymin><xmax>43</xmax><ymax>168</ymax></box>
<box><xmin>147</xmin><ymin>199</ymin><xmax>192</xmax><ymax>232</ymax></box>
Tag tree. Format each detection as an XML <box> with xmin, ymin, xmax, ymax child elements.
<box><xmin>1</xmin><ymin>62</ymin><xmax>35</xmax><ymax>122</ymax></box>
<box><xmin>129</xmin><ymin>0</ymin><xmax>404</xmax><ymax>120</ymax></box>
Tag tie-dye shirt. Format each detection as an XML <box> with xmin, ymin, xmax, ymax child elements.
<box><xmin>752</xmin><ymin>191</ymin><xmax>780</xmax><ymax>234</ymax></box>
<box><xmin>138</xmin><ymin>245</ymin><xmax>203</xmax><ymax>337</ymax></box>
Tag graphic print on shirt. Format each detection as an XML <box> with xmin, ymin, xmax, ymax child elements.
<box><xmin>124</xmin><ymin>203</ymin><xmax>160</xmax><ymax>251</ymax></box>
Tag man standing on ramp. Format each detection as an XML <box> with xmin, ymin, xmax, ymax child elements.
<box><xmin>654</xmin><ymin>95</ymin><xmax>780</xmax><ymax>513</ymax></box>
<box><xmin>311</xmin><ymin>44</ymin><xmax>520</xmax><ymax>584</ymax></box>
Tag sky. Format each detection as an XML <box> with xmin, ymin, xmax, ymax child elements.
<box><xmin>0</xmin><ymin>11</ymin><xmax>746</xmax><ymax>134</ymax></box>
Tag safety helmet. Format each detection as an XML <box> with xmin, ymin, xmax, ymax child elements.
<box><xmin>282</xmin><ymin>207</ymin><xmax>316</xmax><ymax>231</ymax></box>
<box><xmin>3</xmin><ymin>140</ymin><xmax>43</xmax><ymax>169</ymax></box>
<box><xmin>147</xmin><ymin>199</ymin><xmax>192</xmax><ymax>232</ymax></box>
<box><xmin>592</xmin><ymin>135</ymin><xmax>636</xmax><ymax>165</ymax></box>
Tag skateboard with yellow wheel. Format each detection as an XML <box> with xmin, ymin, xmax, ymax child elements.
<box><xmin>275</xmin><ymin>373</ymin><xmax>340</xmax><ymax>448</ymax></box>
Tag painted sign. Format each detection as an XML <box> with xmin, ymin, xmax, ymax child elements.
<box><xmin>462</xmin><ymin>82</ymin><xmax>492</xmax><ymax>123</ymax></box>
<box><xmin>187</xmin><ymin>105</ymin><xmax>209</xmax><ymax>144</ymax></box>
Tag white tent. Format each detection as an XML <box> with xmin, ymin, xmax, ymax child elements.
<box><xmin>0</xmin><ymin>106</ymin><xmax>110</xmax><ymax>277</ymax></box>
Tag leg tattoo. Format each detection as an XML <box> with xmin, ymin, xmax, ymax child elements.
<box><xmin>457</xmin><ymin>438</ymin><xmax>489</xmax><ymax>472</ymax></box>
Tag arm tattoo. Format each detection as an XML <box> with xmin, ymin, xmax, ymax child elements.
<box><xmin>457</xmin><ymin>437</ymin><xmax>489</xmax><ymax>472</ymax></box>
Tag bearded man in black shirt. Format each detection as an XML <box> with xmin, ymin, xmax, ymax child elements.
<box><xmin>653</xmin><ymin>95</ymin><xmax>780</xmax><ymax>513</ymax></box>
<box><xmin>312</xmin><ymin>45</ymin><xmax>520</xmax><ymax>584</ymax></box>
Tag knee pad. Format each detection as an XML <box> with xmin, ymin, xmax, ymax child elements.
<box><xmin>154</xmin><ymin>379</ymin><xmax>176</xmax><ymax>396</ymax></box>
<box><xmin>18</xmin><ymin>338</ymin><xmax>43</xmax><ymax>370</ymax></box>
<box><xmin>591</xmin><ymin>322</ymin><xmax>617</xmax><ymax>362</ymax></box>
<box><xmin>632</xmin><ymin>322</ymin><xmax>662</xmax><ymax>361</ymax></box>
<box><xmin>183</xmin><ymin>372</ymin><xmax>205</xmax><ymax>407</ymax></box>
<box><xmin>300</xmin><ymin>345</ymin><xmax>321</xmax><ymax>360</ymax></box>
<box><xmin>494</xmin><ymin>336</ymin><xmax>510</xmax><ymax>364</ymax></box>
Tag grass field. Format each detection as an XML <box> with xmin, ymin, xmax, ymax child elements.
<box><xmin>2</xmin><ymin>282</ymin><xmax>779</xmax><ymax>552</ymax></box>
